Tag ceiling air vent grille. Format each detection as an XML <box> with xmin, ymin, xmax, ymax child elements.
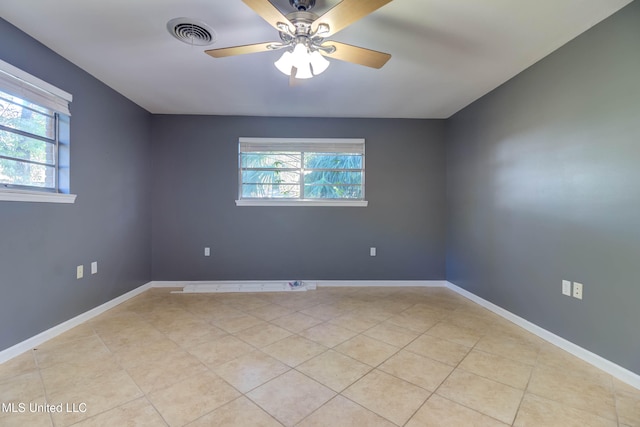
<box><xmin>167</xmin><ymin>18</ymin><xmax>216</xmax><ymax>46</ymax></box>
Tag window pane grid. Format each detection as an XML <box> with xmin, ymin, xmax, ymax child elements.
<box><xmin>241</xmin><ymin>167</ymin><xmax>300</xmax><ymax>172</ymax></box>
<box><xmin>241</xmin><ymin>152</ymin><xmax>301</xmax><ymax>169</ymax></box>
<box><xmin>241</xmin><ymin>183</ymin><xmax>300</xmax><ymax>198</ymax></box>
<box><xmin>303</xmin><ymin>183</ymin><xmax>363</xmax><ymax>186</ymax></box>
<box><xmin>0</xmin><ymin>154</ymin><xmax>55</xmax><ymax>168</ymax></box>
<box><xmin>0</xmin><ymin>93</ymin><xmax>54</xmax><ymax>117</ymax></box>
<box><xmin>0</xmin><ymin>124</ymin><xmax>56</xmax><ymax>144</ymax></box>
<box><xmin>239</xmin><ymin>139</ymin><xmax>365</xmax><ymax>203</ymax></box>
<box><xmin>304</xmin><ymin>153</ymin><xmax>363</xmax><ymax>169</ymax></box>
<box><xmin>0</xmin><ymin>91</ymin><xmax>56</xmax><ymax>140</ymax></box>
<box><xmin>303</xmin><ymin>168</ymin><xmax>362</xmax><ymax>172</ymax></box>
<box><xmin>0</xmin><ymin>110</ymin><xmax>58</xmax><ymax>191</ymax></box>
<box><xmin>0</xmin><ymin>61</ymin><xmax>72</xmax><ymax>195</ymax></box>
<box><xmin>0</xmin><ymin>158</ymin><xmax>56</xmax><ymax>189</ymax></box>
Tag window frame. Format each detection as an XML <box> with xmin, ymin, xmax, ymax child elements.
<box><xmin>236</xmin><ymin>137</ymin><xmax>368</xmax><ymax>207</ymax></box>
<box><xmin>0</xmin><ymin>59</ymin><xmax>75</xmax><ymax>203</ymax></box>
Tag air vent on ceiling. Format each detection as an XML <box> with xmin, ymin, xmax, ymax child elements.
<box><xmin>167</xmin><ymin>18</ymin><xmax>216</xmax><ymax>46</ymax></box>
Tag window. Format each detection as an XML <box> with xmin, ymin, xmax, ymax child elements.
<box><xmin>237</xmin><ymin>137</ymin><xmax>367</xmax><ymax>207</ymax></box>
<box><xmin>0</xmin><ymin>59</ymin><xmax>74</xmax><ymax>203</ymax></box>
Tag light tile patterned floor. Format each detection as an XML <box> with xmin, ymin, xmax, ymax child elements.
<box><xmin>0</xmin><ymin>286</ymin><xmax>638</xmax><ymax>426</ymax></box>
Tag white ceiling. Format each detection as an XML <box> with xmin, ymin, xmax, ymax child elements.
<box><xmin>0</xmin><ymin>0</ymin><xmax>632</xmax><ymax>118</ymax></box>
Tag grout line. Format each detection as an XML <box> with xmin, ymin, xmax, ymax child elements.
<box><xmin>138</xmin><ymin>396</ymin><xmax>170</xmax><ymax>427</ymax></box>
<box><xmin>511</xmin><ymin>368</ymin><xmax>534</xmax><ymax>425</ymax></box>
<box><xmin>423</xmin><ymin>326</ymin><xmax>515</xmax><ymax>426</ymax></box>
<box><xmin>510</xmin><ymin>343</ymin><xmax>544</xmax><ymax>425</ymax></box>
<box><xmin>611</xmin><ymin>375</ymin><xmax>622</xmax><ymax>427</ymax></box>
<box><xmin>3</xmin><ymin>286</ymin><xmax>632</xmax><ymax>426</ymax></box>
<box><xmin>32</xmin><ymin>350</ymin><xmax>56</xmax><ymax>427</ymax></box>
<box><xmin>292</xmin><ymin>394</ymin><xmax>339</xmax><ymax>426</ymax></box>
<box><xmin>402</xmin><ymin>390</ymin><xmax>436</xmax><ymax>427</ymax></box>
<box><xmin>291</xmin><ymin>298</ymin><xmax>466</xmax><ymax>425</ymax></box>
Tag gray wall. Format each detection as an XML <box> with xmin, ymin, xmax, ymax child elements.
<box><xmin>3</xmin><ymin>1</ymin><xmax>639</xmax><ymax>377</ymax></box>
<box><xmin>446</xmin><ymin>1</ymin><xmax>640</xmax><ymax>373</ymax></box>
<box><xmin>0</xmin><ymin>19</ymin><xmax>152</xmax><ymax>351</ymax></box>
<box><xmin>151</xmin><ymin>116</ymin><xmax>446</xmax><ymax>281</ymax></box>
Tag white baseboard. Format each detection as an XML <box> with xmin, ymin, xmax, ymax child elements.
<box><xmin>146</xmin><ymin>281</ymin><xmax>187</xmax><ymax>288</ymax></box>
<box><xmin>317</xmin><ymin>280</ymin><xmax>448</xmax><ymax>287</ymax></box>
<box><xmin>152</xmin><ymin>280</ymin><xmax>446</xmax><ymax>289</ymax></box>
<box><xmin>0</xmin><ymin>281</ymin><xmax>154</xmax><ymax>364</ymax></box>
<box><xmin>445</xmin><ymin>281</ymin><xmax>640</xmax><ymax>390</ymax></box>
<box><xmin>176</xmin><ymin>281</ymin><xmax>316</xmax><ymax>293</ymax></box>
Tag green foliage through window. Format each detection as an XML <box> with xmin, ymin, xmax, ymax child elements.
<box><xmin>0</xmin><ymin>90</ymin><xmax>57</xmax><ymax>189</ymax></box>
<box><xmin>239</xmin><ymin>139</ymin><xmax>365</xmax><ymax>201</ymax></box>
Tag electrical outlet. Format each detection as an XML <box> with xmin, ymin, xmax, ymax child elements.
<box><xmin>370</xmin><ymin>247</ymin><xmax>376</xmax><ymax>257</ymax></box>
<box><xmin>562</xmin><ymin>280</ymin><xmax>571</xmax><ymax>296</ymax></box>
<box><xmin>573</xmin><ymin>282</ymin><xmax>583</xmax><ymax>300</ymax></box>
<box><xmin>204</xmin><ymin>247</ymin><xmax>210</xmax><ymax>257</ymax></box>
<box><xmin>76</xmin><ymin>265</ymin><xmax>84</xmax><ymax>279</ymax></box>
<box><xmin>91</xmin><ymin>261</ymin><xmax>98</xmax><ymax>275</ymax></box>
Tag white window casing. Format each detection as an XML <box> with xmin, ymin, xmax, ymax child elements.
<box><xmin>0</xmin><ymin>59</ymin><xmax>75</xmax><ymax>203</ymax></box>
<box><xmin>237</xmin><ymin>137</ymin><xmax>367</xmax><ymax>207</ymax></box>
<box><xmin>0</xmin><ymin>60</ymin><xmax>72</xmax><ymax>116</ymax></box>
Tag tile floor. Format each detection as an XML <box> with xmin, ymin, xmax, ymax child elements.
<box><xmin>0</xmin><ymin>286</ymin><xmax>638</xmax><ymax>426</ymax></box>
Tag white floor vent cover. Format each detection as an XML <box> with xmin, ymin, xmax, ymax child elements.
<box><xmin>173</xmin><ymin>281</ymin><xmax>317</xmax><ymax>293</ymax></box>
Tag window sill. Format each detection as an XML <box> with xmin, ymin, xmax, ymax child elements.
<box><xmin>236</xmin><ymin>199</ymin><xmax>368</xmax><ymax>207</ymax></box>
<box><xmin>0</xmin><ymin>189</ymin><xmax>77</xmax><ymax>204</ymax></box>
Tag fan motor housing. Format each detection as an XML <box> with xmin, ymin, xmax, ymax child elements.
<box><xmin>285</xmin><ymin>11</ymin><xmax>318</xmax><ymax>35</ymax></box>
<box><xmin>290</xmin><ymin>0</ymin><xmax>315</xmax><ymax>11</ymax></box>
<box><xmin>286</xmin><ymin>11</ymin><xmax>317</xmax><ymax>25</ymax></box>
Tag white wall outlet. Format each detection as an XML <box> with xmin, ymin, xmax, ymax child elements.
<box><xmin>370</xmin><ymin>247</ymin><xmax>376</xmax><ymax>257</ymax></box>
<box><xmin>91</xmin><ymin>261</ymin><xmax>98</xmax><ymax>275</ymax></box>
<box><xmin>204</xmin><ymin>247</ymin><xmax>211</xmax><ymax>257</ymax></box>
<box><xmin>76</xmin><ymin>265</ymin><xmax>84</xmax><ymax>279</ymax></box>
<box><xmin>562</xmin><ymin>280</ymin><xmax>571</xmax><ymax>296</ymax></box>
<box><xmin>573</xmin><ymin>282</ymin><xmax>583</xmax><ymax>300</ymax></box>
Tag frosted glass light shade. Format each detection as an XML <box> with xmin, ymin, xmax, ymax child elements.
<box><xmin>274</xmin><ymin>43</ymin><xmax>330</xmax><ymax>79</ymax></box>
<box><xmin>291</xmin><ymin>43</ymin><xmax>308</xmax><ymax>66</ymax></box>
<box><xmin>293</xmin><ymin>63</ymin><xmax>313</xmax><ymax>79</ymax></box>
<box><xmin>274</xmin><ymin>51</ymin><xmax>294</xmax><ymax>76</ymax></box>
<box><xmin>309</xmin><ymin>51</ymin><xmax>330</xmax><ymax>75</ymax></box>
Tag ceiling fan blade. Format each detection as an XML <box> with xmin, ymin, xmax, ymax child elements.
<box><xmin>321</xmin><ymin>41</ymin><xmax>391</xmax><ymax>69</ymax></box>
<box><xmin>242</xmin><ymin>0</ymin><xmax>294</xmax><ymax>33</ymax></box>
<box><xmin>312</xmin><ymin>0</ymin><xmax>393</xmax><ymax>37</ymax></box>
<box><xmin>205</xmin><ymin>42</ymin><xmax>275</xmax><ymax>58</ymax></box>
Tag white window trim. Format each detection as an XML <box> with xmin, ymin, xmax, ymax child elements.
<box><xmin>235</xmin><ymin>199</ymin><xmax>367</xmax><ymax>207</ymax></box>
<box><xmin>0</xmin><ymin>188</ymin><xmax>76</xmax><ymax>203</ymax></box>
<box><xmin>0</xmin><ymin>59</ymin><xmax>76</xmax><ymax>203</ymax></box>
<box><xmin>237</xmin><ymin>137</ymin><xmax>367</xmax><ymax>207</ymax></box>
<box><xmin>0</xmin><ymin>59</ymin><xmax>72</xmax><ymax>105</ymax></box>
<box><xmin>239</xmin><ymin>137</ymin><xmax>365</xmax><ymax>150</ymax></box>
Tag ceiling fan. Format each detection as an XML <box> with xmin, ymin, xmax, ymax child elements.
<box><xmin>205</xmin><ymin>0</ymin><xmax>393</xmax><ymax>80</ymax></box>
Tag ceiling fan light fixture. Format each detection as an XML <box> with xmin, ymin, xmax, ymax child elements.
<box><xmin>207</xmin><ymin>0</ymin><xmax>393</xmax><ymax>78</ymax></box>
